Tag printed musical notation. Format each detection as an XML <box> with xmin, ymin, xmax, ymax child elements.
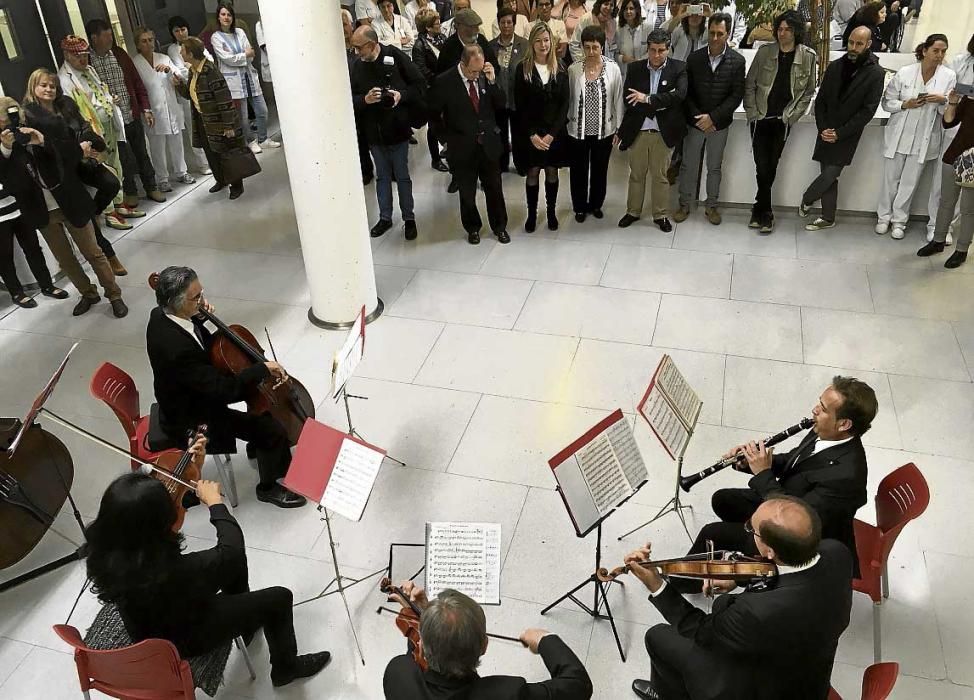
<box><xmin>606</xmin><ymin>418</ymin><xmax>647</xmax><ymax>490</ymax></box>
<box><xmin>321</xmin><ymin>438</ymin><xmax>384</xmax><ymax>521</ymax></box>
<box><xmin>331</xmin><ymin>307</ymin><xmax>365</xmax><ymax>397</ymax></box>
<box><xmin>654</xmin><ymin>355</ymin><xmax>702</xmax><ymax>429</ymax></box>
<box><xmin>425</xmin><ymin>522</ymin><xmax>501</xmax><ymax>605</ymax></box>
<box><xmin>641</xmin><ymin>386</ymin><xmax>690</xmax><ymax>459</ymax></box>
<box><xmin>578</xmin><ymin>434</ymin><xmax>629</xmax><ymax>514</ymax></box>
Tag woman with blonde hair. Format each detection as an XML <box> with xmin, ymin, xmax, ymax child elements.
<box><xmin>514</xmin><ymin>22</ymin><xmax>569</xmax><ymax>231</ymax></box>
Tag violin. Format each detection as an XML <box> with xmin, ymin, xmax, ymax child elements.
<box><xmin>597</xmin><ymin>551</ymin><xmax>778</xmax><ymax>584</ymax></box>
<box><xmin>147</xmin><ymin>272</ymin><xmax>315</xmax><ymax>446</ymax></box>
<box><xmin>151</xmin><ymin>426</ymin><xmax>207</xmax><ymax>532</ymax></box>
<box><xmin>0</xmin><ymin>418</ymin><xmax>74</xmax><ymax>570</ymax></box>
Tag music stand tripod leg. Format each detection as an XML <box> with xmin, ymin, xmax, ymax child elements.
<box><xmin>617</xmin><ymin>454</ymin><xmax>694</xmax><ymax>542</ymax></box>
<box><xmin>340</xmin><ymin>388</ymin><xmax>406</xmax><ymax>467</ymax></box>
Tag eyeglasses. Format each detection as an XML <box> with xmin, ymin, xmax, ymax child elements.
<box><xmin>351</xmin><ymin>41</ymin><xmax>373</xmax><ymax>53</ymax></box>
<box><xmin>744</xmin><ymin>519</ymin><xmax>762</xmax><ymax>539</ymax></box>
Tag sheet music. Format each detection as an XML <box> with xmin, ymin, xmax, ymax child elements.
<box><xmin>331</xmin><ymin>310</ymin><xmax>365</xmax><ymax>397</ymax></box>
<box><xmin>576</xmin><ymin>433</ymin><xmax>629</xmax><ymax>514</ymax></box>
<box><xmin>321</xmin><ymin>437</ymin><xmax>383</xmax><ymax>521</ymax></box>
<box><xmin>655</xmin><ymin>356</ymin><xmax>702</xmax><ymax>428</ymax></box>
<box><xmin>605</xmin><ymin>418</ymin><xmax>648</xmax><ymax>490</ymax></box>
<box><xmin>641</xmin><ymin>385</ymin><xmax>690</xmax><ymax>459</ymax></box>
<box><xmin>425</xmin><ymin>522</ymin><xmax>501</xmax><ymax>604</ymax></box>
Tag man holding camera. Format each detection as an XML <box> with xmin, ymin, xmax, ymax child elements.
<box><xmin>350</xmin><ymin>26</ymin><xmax>426</xmax><ymax>241</ymax></box>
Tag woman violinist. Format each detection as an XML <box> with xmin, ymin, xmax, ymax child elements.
<box><xmin>85</xmin><ymin>437</ymin><xmax>331</xmax><ymax>687</ymax></box>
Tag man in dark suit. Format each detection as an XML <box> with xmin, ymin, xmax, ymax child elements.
<box><xmin>628</xmin><ymin>496</ymin><xmax>853</xmax><ymax>700</ymax></box>
<box><xmin>435</xmin><ymin>9</ymin><xmax>499</xmax><ymax>75</ymax></box>
<box><xmin>674</xmin><ymin>375</ymin><xmax>876</xmax><ymax>593</ymax></box>
<box><xmin>146</xmin><ymin>266</ymin><xmax>305</xmax><ymax>508</ymax></box>
<box><xmin>616</xmin><ymin>28</ymin><xmax>688</xmax><ymax>233</ymax></box>
<box><xmin>429</xmin><ymin>44</ymin><xmax>509</xmax><ymax>244</ymax></box>
<box><xmin>798</xmin><ymin>26</ymin><xmax>885</xmax><ymax>231</ymax></box>
<box><xmin>383</xmin><ymin>583</ymin><xmax>593</xmax><ymax>699</ymax></box>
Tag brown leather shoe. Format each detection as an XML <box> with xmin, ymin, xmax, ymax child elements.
<box><xmin>673</xmin><ymin>205</ymin><xmax>690</xmax><ymax>223</ymax></box>
<box><xmin>705</xmin><ymin>207</ymin><xmax>722</xmax><ymax>225</ymax></box>
<box><xmin>108</xmin><ymin>256</ymin><xmax>128</xmax><ymax>276</ymax></box>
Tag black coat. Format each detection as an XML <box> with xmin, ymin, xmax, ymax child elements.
<box><xmin>413</xmin><ymin>33</ymin><xmax>446</xmax><ymax>86</ymax></box>
<box><xmin>617</xmin><ymin>58</ymin><xmax>688</xmax><ymax>149</ymax></box>
<box><xmin>435</xmin><ymin>33</ymin><xmax>500</xmax><ymax>75</ymax></box>
<box><xmin>429</xmin><ymin>68</ymin><xmax>507</xmax><ymax>162</ymax></box>
<box><xmin>649</xmin><ymin>539</ymin><xmax>853</xmax><ymax>700</ymax></box>
<box><xmin>749</xmin><ymin>429</ymin><xmax>868</xmax><ymax>577</ymax></box>
<box><xmin>684</xmin><ymin>46</ymin><xmax>746</xmax><ymax>131</ymax></box>
<box><xmin>145</xmin><ymin>306</ymin><xmax>268</xmax><ymax>451</ymax></box>
<box><xmin>383</xmin><ymin>634</ymin><xmax>593</xmax><ymax>699</ymax></box>
<box><xmin>512</xmin><ymin>64</ymin><xmax>570</xmax><ymax>168</ymax></box>
<box><xmin>351</xmin><ymin>45</ymin><xmax>427</xmax><ymax>146</ymax></box>
<box><xmin>813</xmin><ymin>52</ymin><xmax>885</xmax><ymax>166</ymax></box>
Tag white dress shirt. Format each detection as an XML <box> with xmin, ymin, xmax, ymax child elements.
<box><xmin>166</xmin><ymin>311</ymin><xmax>203</xmax><ymax>349</ymax></box>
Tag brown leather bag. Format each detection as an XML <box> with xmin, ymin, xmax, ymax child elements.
<box><xmin>220</xmin><ymin>147</ymin><xmax>262</xmax><ymax>183</ymax></box>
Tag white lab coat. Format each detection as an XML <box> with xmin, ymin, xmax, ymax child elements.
<box><xmin>134</xmin><ymin>53</ymin><xmax>184</xmax><ymax>136</ymax></box>
<box><xmin>882</xmin><ymin>62</ymin><xmax>957</xmax><ymax>163</ymax></box>
<box><xmin>255</xmin><ymin>21</ymin><xmax>272</xmax><ymax>83</ymax></box>
<box><xmin>372</xmin><ymin>13</ymin><xmax>416</xmax><ymax>50</ymax></box>
<box><xmin>210</xmin><ymin>28</ymin><xmax>263</xmax><ymax>99</ymax></box>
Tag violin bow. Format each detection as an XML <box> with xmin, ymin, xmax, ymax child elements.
<box><xmin>264</xmin><ymin>327</ymin><xmax>279</xmax><ymax>362</ymax></box>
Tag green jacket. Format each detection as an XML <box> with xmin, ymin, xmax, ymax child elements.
<box><xmin>744</xmin><ymin>43</ymin><xmax>818</xmax><ymax>125</ymax></box>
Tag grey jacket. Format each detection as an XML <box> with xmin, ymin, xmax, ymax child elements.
<box><xmin>743</xmin><ymin>42</ymin><xmax>818</xmax><ymax>125</ymax></box>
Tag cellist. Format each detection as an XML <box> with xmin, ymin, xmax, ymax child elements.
<box><xmin>623</xmin><ymin>496</ymin><xmax>852</xmax><ymax>700</ymax></box>
<box><xmin>85</xmin><ymin>439</ymin><xmax>331</xmax><ymax>687</ymax></box>
<box><xmin>146</xmin><ymin>265</ymin><xmax>304</xmax><ymax>508</ymax></box>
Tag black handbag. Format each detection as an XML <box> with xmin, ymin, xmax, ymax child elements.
<box><xmin>220</xmin><ymin>146</ymin><xmax>262</xmax><ymax>183</ymax></box>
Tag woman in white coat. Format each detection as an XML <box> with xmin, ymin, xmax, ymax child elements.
<box><xmin>133</xmin><ymin>28</ymin><xmax>194</xmax><ymax>192</ymax></box>
<box><xmin>876</xmin><ymin>33</ymin><xmax>955</xmax><ymax>240</ymax></box>
<box><xmin>167</xmin><ymin>16</ymin><xmax>211</xmax><ymax>175</ymax></box>
<box><xmin>210</xmin><ymin>3</ymin><xmax>279</xmax><ymax>153</ymax></box>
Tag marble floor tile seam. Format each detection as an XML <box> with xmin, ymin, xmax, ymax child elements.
<box><xmin>798</xmin><ymin>307</ymin><xmax>807</xmax><ymax>364</ymax></box>
<box><xmin>499</xmin><ymin>488</ymin><xmax>533</xmax><ymax>575</ymax></box>
<box><xmin>508</xmin><ymin>280</ymin><xmax>537</xmax><ymax>331</ymax></box>
<box><xmin>114</xmin><ymin>234</ymin><xmax>305</xmax><ymax>263</ymax></box>
<box><xmin>440</xmin><ymin>392</ymin><xmax>485</xmax><ymax>475</ymax></box>
<box><xmin>407</xmin><ymin>322</ymin><xmax>449</xmax><ymax>383</ymax></box>
<box><xmin>917</xmin><ymin>550</ymin><xmax>953</xmax><ymax>685</ymax></box>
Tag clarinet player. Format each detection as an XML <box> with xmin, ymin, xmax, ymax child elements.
<box><xmin>671</xmin><ymin>376</ymin><xmax>877</xmax><ymax>593</ymax></box>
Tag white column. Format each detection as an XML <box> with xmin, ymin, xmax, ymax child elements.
<box><xmin>257</xmin><ymin>0</ymin><xmax>380</xmax><ymax>328</ymax></box>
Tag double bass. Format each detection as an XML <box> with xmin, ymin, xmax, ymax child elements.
<box><xmin>147</xmin><ymin>272</ymin><xmax>315</xmax><ymax>445</ymax></box>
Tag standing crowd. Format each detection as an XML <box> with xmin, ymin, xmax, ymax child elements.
<box><xmin>343</xmin><ymin>0</ymin><xmax>974</xmax><ymax>270</ymax></box>
<box><xmin>0</xmin><ymin>2</ymin><xmax>278</xmax><ymax>314</ymax></box>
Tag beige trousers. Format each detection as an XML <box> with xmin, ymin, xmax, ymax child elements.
<box><xmin>626</xmin><ymin>130</ymin><xmax>673</xmax><ymax>218</ymax></box>
<box><xmin>41</xmin><ymin>210</ymin><xmax>121</xmax><ymax>301</ymax></box>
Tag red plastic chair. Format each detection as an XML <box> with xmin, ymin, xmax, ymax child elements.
<box><xmin>89</xmin><ymin>362</ymin><xmax>167</xmax><ymax>472</ymax></box>
<box><xmin>54</xmin><ymin>623</ymin><xmax>196</xmax><ymax>699</ymax></box>
<box><xmin>829</xmin><ymin>661</ymin><xmax>899</xmax><ymax>700</ymax></box>
<box><xmin>852</xmin><ymin>463</ymin><xmax>930</xmax><ymax>662</ymax></box>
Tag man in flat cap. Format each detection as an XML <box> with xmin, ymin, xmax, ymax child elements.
<box><xmin>436</xmin><ymin>7</ymin><xmax>499</xmax><ymax>73</ymax></box>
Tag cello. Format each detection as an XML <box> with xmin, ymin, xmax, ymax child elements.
<box><xmin>147</xmin><ymin>272</ymin><xmax>315</xmax><ymax>446</ymax></box>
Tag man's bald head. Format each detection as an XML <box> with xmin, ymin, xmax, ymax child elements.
<box><xmin>351</xmin><ymin>25</ymin><xmax>381</xmax><ymax>61</ymax></box>
<box><xmin>847</xmin><ymin>26</ymin><xmax>873</xmax><ymax>58</ymax></box>
<box><xmin>750</xmin><ymin>496</ymin><xmax>822</xmax><ymax>566</ymax></box>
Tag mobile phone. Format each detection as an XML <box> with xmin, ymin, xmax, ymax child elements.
<box><xmin>917</xmin><ymin>92</ymin><xmax>928</xmax><ymax>102</ymax></box>
<box><xmin>956</xmin><ymin>83</ymin><xmax>974</xmax><ymax>97</ymax></box>
<box><xmin>689</xmin><ymin>4</ymin><xmax>703</xmax><ymax>14</ymax></box>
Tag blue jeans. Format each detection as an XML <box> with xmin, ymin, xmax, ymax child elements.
<box><xmin>369</xmin><ymin>142</ymin><xmax>414</xmax><ymax>222</ymax></box>
<box><xmin>236</xmin><ymin>93</ymin><xmax>269</xmax><ymax>144</ymax></box>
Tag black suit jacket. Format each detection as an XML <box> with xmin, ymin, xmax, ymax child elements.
<box><xmin>435</xmin><ymin>33</ymin><xmax>500</xmax><ymax>75</ymax></box>
<box><xmin>382</xmin><ymin>634</ymin><xmax>593</xmax><ymax>699</ymax></box>
<box><xmin>617</xmin><ymin>58</ymin><xmax>688</xmax><ymax>149</ymax></box>
<box><xmin>684</xmin><ymin>46</ymin><xmax>746</xmax><ymax>131</ymax></box>
<box><xmin>145</xmin><ymin>306</ymin><xmax>268</xmax><ymax>449</ymax></box>
<box><xmin>429</xmin><ymin>68</ymin><xmax>507</xmax><ymax>162</ymax></box>
<box><xmin>650</xmin><ymin>539</ymin><xmax>853</xmax><ymax>700</ymax></box>
<box><xmin>812</xmin><ymin>52</ymin><xmax>885</xmax><ymax>166</ymax></box>
<box><xmin>748</xmin><ymin>430</ymin><xmax>867</xmax><ymax>576</ymax></box>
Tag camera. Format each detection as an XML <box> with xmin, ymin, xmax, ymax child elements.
<box><xmin>689</xmin><ymin>4</ymin><xmax>703</xmax><ymax>14</ymax></box>
<box><xmin>380</xmin><ymin>55</ymin><xmax>397</xmax><ymax>108</ymax></box>
<box><xmin>5</xmin><ymin>107</ymin><xmax>30</xmax><ymax>146</ymax></box>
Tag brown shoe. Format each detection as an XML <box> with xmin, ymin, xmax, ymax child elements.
<box><xmin>108</xmin><ymin>256</ymin><xmax>128</xmax><ymax>276</ymax></box>
<box><xmin>147</xmin><ymin>190</ymin><xmax>167</xmax><ymax>203</ymax></box>
<box><xmin>673</xmin><ymin>205</ymin><xmax>690</xmax><ymax>223</ymax></box>
<box><xmin>705</xmin><ymin>207</ymin><xmax>722</xmax><ymax>225</ymax></box>
<box><xmin>122</xmin><ymin>195</ymin><xmax>139</xmax><ymax>208</ymax></box>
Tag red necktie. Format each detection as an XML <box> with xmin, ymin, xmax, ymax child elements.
<box><xmin>468</xmin><ymin>79</ymin><xmax>480</xmax><ymax>112</ymax></box>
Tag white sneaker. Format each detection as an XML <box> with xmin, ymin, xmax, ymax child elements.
<box><xmin>248</xmin><ymin>141</ymin><xmax>262</xmax><ymax>154</ymax></box>
<box><xmin>947</xmin><ymin>231</ymin><xmax>954</xmax><ymax>246</ymax></box>
<box><xmin>891</xmin><ymin>226</ymin><xmax>905</xmax><ymax>240</ymax></box>
<box><xmin>259</xmin><ymin>139</ymin><xmax>281</xmax><ymax>149</ymax></box>
<box><xmin>875</xmin><ymin>221</ymin><xmax>889</xmax><ymax>235</ymax></box>
<box><xmin>805</xmin><ymin>218</ymin><xmax>835</xmax><ymax>231</ymax></box>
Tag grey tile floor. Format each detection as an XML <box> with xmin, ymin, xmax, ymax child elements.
<box><xmin>1</xmin><ymin>130</ymin><xmax>973</xmax><ymax>699</ymax></box>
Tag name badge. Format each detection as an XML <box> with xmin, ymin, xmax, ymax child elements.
<box><xmin>661</xmin><ymin>80</ymin><xmax>668</xmax><ymax>86</ymax></box>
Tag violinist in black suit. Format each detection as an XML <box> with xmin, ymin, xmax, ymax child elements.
<box><xmin>145</xmin><ymin>266</ymin><xmax>305</xmax><ymax>508</ymax></box>
<box><xmin>673</xmin><ymin>375</ymin><xmax>876</xmax><ymax>593</ymax></box>
<box><xmin>429</xmin><ymin>43</ymin><xmax>509</xmax><ymax>245</ymax></box>
<box><xmin>383</xmin><ymin>583</ymin><xmax>593</xmax><ymax>699</ymax></box>
<box><xmin>627</xmin><ymin>496</ymin><xmax>853</xmax><ymax>700</ymax></box>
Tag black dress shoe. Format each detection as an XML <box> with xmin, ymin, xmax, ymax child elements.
<box><xmin>447</xmin><ymin>180</ymin><xmax>459</xmax><ymax>194</ymax></box>
<box><xmin>256</xmin><ymin>483</ymin><xmax>307</xmax><ymax>508</ymax></box>
<box><xmin>495</xmin><ymin>229</ymin><xmax>510</xmax><ymax>244</ymax></box>
<box><xmin>917</xmin><ymin>241</ymin><xmax>945</xmax><ymax>257</ymax></box>
<box><xmin>228</xmin><ymin>184</ymin><xmax>244</xmax><ymax>200</ymax></box>
<box><xmin>632</xmin><ymin>679</ymin><xmax>662</xmax><ymax>699</ymax></box>
<box><xmin>404</xmin><ymin>220</ymin><xmax>418</xmax><ymax>240</ymax></box>
<box><xmin>654</xmin><ymin>217</ymin><xmax>673</xmax><ymax>233</ymax></box>
<box><xmin>11</xmin><ymin>294</ymin><xmax>37</xmax><ymax>308</ymax></box>
<box><xmin>209</xmin><ymin>182</ymin><xmax>226</xmax><ymax>193</ymax></box>
<box><xmin>41</xmin><ymin>286</ymin><xmax>69</xmax><ymax>299</ymax></box>
<box><xmin>467</xmin><ymin>230</ymin><xmax>481</xmax><ymax>244</ymax></box>
<box><xmin>945</xmin><ymin>250</ymin><xmax>967</xmax><ymax>268</ymax></box>
<box><xmin>575</xmin><ymin>212</ymin><xmax>587</xmax><ymax>223</ymax></box>
<box><xmin>370</xmin><ymin>219</ymin><xmax>393</xmax><ymax>238</ymax></box>
<box><xmin>72</xmin><ymin>295</ymin><xmax>100</xmax><ymax>316</ymax></box>
<box><xmin>431</xmin><ymin>160</ymin><xmax>450</xmax><ymax>172</ymax></box>
<box><xmin>110</xmin><ymin>298</ymin><xmax>129</xmax><ymax>318</ymax></box>
<box><xmin>271</xmin><ymin>651</ymin><xmax>332</xmax><ymax>687</ymax></box>
<box><xmin>618</xmin><ymin>214</ymin><xmax>639</xmax><ymax>228</ymax></box>
<box><xmin>591</xmin><ymin>209</ymin><xmax>604</xmax><ymax>219</ymax></box>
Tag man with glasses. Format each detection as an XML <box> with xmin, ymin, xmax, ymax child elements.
<box><xmin>673</xmin><ymin>376</ymin><xmax>876</xmax><ymax>596</ymax></box>
<box><xmin>624</xmin><ymin>496</ymin><xmax>853</xmax><ymax>700</ymax></box>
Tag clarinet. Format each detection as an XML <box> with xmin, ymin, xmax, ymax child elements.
<box><xmin>679</xmin><ymin>418</ymin><xmax>814</xmax><ymax>493</ymax></box>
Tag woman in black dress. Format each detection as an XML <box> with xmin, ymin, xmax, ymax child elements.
<box><xmin>514</xmin><ymin>22</ymin><xmax>569</xmax><ymax>231</ymax></box>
